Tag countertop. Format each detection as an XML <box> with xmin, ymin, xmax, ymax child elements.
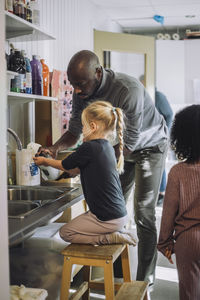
<box><xmin>9</xmin><ymin>182</ymin><xmax>84</xmax><ymax>246</ymax></box>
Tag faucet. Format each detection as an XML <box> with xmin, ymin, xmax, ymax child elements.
<box><xmin>7</xmin><ymin>128</ymin><xmax>23</xmax><ymax>185</ymax></box>
<box><xmin>7</xmin><ymin>128</ymin><xmax>23</xmax><ymax>151</ymax></box>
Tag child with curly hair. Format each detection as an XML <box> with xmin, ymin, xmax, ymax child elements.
<box><xmin>158</xmin><ymin>104</ymin><xmax>200</xmax><ymax>300</ymax></box>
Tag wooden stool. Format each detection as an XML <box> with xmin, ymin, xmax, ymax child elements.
<box><xmin>115</xmin><ymin>281</ymin><xmax>149</xmax><ymax>300</ymax></box>
<box><xmin>60</xmin><ymin>243</ymin><xmax>131</xmax><ymax>300</ymax></box>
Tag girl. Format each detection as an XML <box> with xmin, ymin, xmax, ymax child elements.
<box><xmin>158</xmin><ymin>105</ymin><xmax>200</xmax><ymax>300</ymax></box>
<box><xmin>34</xmin><ymin>100</ymin><xmax>137</xmax><ymax>246</ymax></box>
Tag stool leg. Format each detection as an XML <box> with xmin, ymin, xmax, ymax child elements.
<box><xmin>121</xmin><ymin>245</ymin><xmax>131</xmax><ymax>282</ymax></box>
<box><xmin>60</xmin><ymin>257</ymin><xmax>73</xmax><ymax>300</ymax></box>
<box><xmin>104</xmin><ymin>261</ymin><xmax>115</xmax><ymax>300</ymax></box>
<box><xmin>82</xmin><ymin>265</ymin><xmax>91</xmax><ymax>300</ymax></box>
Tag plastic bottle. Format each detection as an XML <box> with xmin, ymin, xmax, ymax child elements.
<box><xmin>40</xmin><ymin>59</ymin><xmax>49</xmax><ymax>96</ymax></box>
<box><xmin>30</xmin><ymin>0</ymin><xmax>40</xmax><ymax>26</ymax></box>
<box><xmin>30</xmin><ymin>55</ymin><xmax>42</xmax><ymax>95</ymax></box>
<box><xmin>21</xmin><ymin>50</ymin><xmax>32</xmax><ymax>94</ymax></box>
<box><xmin>9</xmin><ymin>49</ymin><xmax>26</xmax><ymax>73</ymax></box>
<box><xmin>10</xmin><ymin>49</ymin><xmax>26</xmax><ymax>93</ymax></box>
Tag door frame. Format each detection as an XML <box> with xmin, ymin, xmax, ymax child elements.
<box><xmin>94</xmin><ymin>30</ymin><xmax>155</xmax><ymax>100</ymax></box>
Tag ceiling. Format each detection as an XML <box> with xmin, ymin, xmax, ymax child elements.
<box><xmin>90</xmin><ymin>0</ymin><xmax>200</xmax><ymax>34</ymax></box>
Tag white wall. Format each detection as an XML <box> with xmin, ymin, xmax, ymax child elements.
<box><xmin>111</xmin><ymin>51</ymin><xmax>145</xmax><ymax>80</ymax></box>
<box><xmin>156</xmin><ymin>39</ymin><xmax>200</xmax><ymax>114</ymax></box>
<box><xmin>185</xmin><ymin>39</ymin><xmax>200</xmax><ymax>104</ymax></box>
<box><xmin>11</xmin><ymin>0</ymin><xmax>122</xmax><ymax>71</ymax></box>
<box><xmin>156</xmin><ymin>40</ymin><xmax>185</xmax><ymax>106</ymax></box>
<box><xmin>1</xmin><ymin>0</ymin><xmax>10</xmax><ymax>298</ymax></box>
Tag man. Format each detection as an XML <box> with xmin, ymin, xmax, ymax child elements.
<box><xmin>41</xmin><ymin>50</ymin><xmax>168</xmax><ymax>285</ymax></box>
<box><xmin>140</xmin><ymin>75</ymin><xmax>173</xmax><ymax>206</ymax></box>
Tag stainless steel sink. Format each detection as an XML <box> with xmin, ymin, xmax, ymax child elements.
<box><xmin>8</xmin><ymin>187</ymin><xmax>63</xmax><ymax>201</ymax></box>
<box><xmin>8</xmin><ymin>201</ymin><xmax>40</xmax><ymax>218</ymax></box>
<box><xmin>7</xmin><ymin>185</ymin><xmax>78</xmax><ymax>218</ymax></box>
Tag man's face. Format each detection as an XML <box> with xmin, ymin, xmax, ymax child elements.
<box><xmin>67</xmin><ymin>68</ymin><xmax>101</xmax><ymax>99</ymax></box>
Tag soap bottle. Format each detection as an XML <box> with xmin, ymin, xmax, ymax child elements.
<box><xmin>30</xmin><ymin>55</ymin><xmax>42</xmax><ymax>95</ymax></box>
<box><xmin>40</xmin><ymin>59</ymin><xmax>49</xmax><ymax>96</ymax></box>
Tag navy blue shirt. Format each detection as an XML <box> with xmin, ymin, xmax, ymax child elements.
<box><xmin>62</xmin><ymin>139</ymin><xmax>127</xmax><ymax>221</ymax></box>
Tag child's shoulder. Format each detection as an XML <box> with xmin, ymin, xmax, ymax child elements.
<box><xmin>169</xmin><ymin>161</ymin><xmax>190</xmax><ymax>175</ymax></box>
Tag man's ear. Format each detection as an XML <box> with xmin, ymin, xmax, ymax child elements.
<box><xmin>89</xmin><ymin>121</ymin><xmax>97</xmax><ymax>132</ymax></box>
<box><xmin>95</xmin><ymin>67</ymin><xmax>102</xmax><ymax>81</ymax></box>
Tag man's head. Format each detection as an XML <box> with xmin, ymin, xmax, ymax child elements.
<box><xmin>67</xmin><ymin>50</ymin><xmax>102</xmax><ymax>99</ymax></box>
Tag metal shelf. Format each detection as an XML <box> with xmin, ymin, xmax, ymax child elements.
<box><xmin>5</xmin><ymin>11</ymin><xmax>56</xmax><ymax>41</ymax></box>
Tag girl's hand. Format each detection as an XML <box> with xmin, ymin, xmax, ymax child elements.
<box><xmin>165</xmin><ymin>247</ymin><xmax>174</xmax><ymax>264</ymax></box>
<box><xmin>33</xmin><ymin>156</ymin><xmax>48</xmax><ymax>166</ymax></box>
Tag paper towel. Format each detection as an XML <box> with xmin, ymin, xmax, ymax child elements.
<box><xmin>16</xmin><ymin>149</ymin><xmax>40</xmax><ymax>186</ymax></box>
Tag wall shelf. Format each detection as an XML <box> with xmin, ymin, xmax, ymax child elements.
<box><xmin>7</xmin><ymin>91</ymin><xmax>58</xmax><ymax>103</ymax></box>
<box><xmin>5</xmin><ymin>11</ymin><xmax>56</xmax><ymax>41</ymax></box>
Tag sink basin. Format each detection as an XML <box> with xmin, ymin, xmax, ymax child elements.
<box><xmin>8</xmin><ymin>187</ymin><xmax>63</xmax><ymax>201</ymax></box>
<box><xmin>7</xmin><ymin>185</ymin><xmax>78</xmax><ymax>218</ymax></box>
<box><xmin>8</xmin><ymin>185</ymin><xmax>76</xmax><ymax>205</ymax></box>
<box><xmin>8</xmin><ymin>201</ymin><xmax>40</xmax><ymax>218</ymax></box>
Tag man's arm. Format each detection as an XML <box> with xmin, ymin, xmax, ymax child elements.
<box><xmin>156</xmin><ymin>92</ymin><xmax>173</xmax><ymax>129</ymax></box>
<box><xmin>38</xmin><ymin>131</ymin><xmax>79</xmax><ymax>158</ymax></box>
<box><xmin>38</xmin><ymin>94</ymin><xmax>83</xmax><ymax>158</ymax></box>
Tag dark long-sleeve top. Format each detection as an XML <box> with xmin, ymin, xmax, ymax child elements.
<box><xmin>62</xmin><ymin>139</ymin><xmax>127</xmax><ymax>221</ymax></box>
<box><xmin>68</xmin><ymin>68</ymin><xmax>168</xmax><ymax>152</ymax></box>
<box><xmin>155</xmin><ymin>90</ymin><xmax>173</xmax><ymax>129</ymax></box>
<box><xmin>158</xmin><ymin>162</ymin><xmax>200</xmax><ymax>255</ymax></box>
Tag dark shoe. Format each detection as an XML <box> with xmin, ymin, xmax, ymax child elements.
<box><xmin>157</xmin><ymin>193</ymin><xmax>164</xmax><ymax>206</ymax></box>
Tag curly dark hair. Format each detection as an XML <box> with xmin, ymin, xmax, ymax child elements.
<box><xmin>170</xmin><ymin>104</ymin><xmax>200</xmax><ymax>163</ymax></box>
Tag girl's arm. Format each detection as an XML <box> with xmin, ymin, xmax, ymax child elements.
<box><xmin>157</xmin><ymin>166</ymin><xmax>179</xmax><ymax>258</ymax></box>
<box><xmin>33</xmin><ymin>156</ymin><xmax>65</xmax><ymax>171</ymax></box>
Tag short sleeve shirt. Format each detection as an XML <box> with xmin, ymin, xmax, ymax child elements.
<box><xmin>62</xmin><ymin>139</ymin><xmax>127</xmax><ymax>221</ymax></box>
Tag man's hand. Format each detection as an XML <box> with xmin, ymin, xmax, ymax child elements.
<box><xmin>114</xmin><ymin>144</ymin><xmax>132</xmax><ymax>159</ymax></box>
<box><xmin>37</xmin><ymin>145</ymin><xmax>58</xmax><ymax>159</ymax></box>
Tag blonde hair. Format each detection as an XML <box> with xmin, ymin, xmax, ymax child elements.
<box><xmin>82</xmin><ymin>100</ymin><xmax>124</xmax><ymax>174</ymax></box>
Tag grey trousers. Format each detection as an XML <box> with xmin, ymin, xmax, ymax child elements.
<box><xmin>120</xmin><ymin>142</ymin><xmax>168</xmax><ymax>284</ymax></box>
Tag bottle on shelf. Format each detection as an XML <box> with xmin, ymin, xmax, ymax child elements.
<box><xmin>21</xmin><ymin>50</ymin><xmax>32</xmax><ymax>94</ymax></box>
<box><xmin>40</xmin><ymin>59</ymin><xmax>49</xmax><ymax>96</ymax></box>
<box><xmin>13</xmin><ymin>0</ymin><xmax>23</xmax><ymax>19</ymax></box>
<box><xmin>10</xmin><ymin>49</ymin><xmax>26</xmax><ymax>93</ymax></box>
<box><xmin>26</xmin><ymin>1</ymin><xmax>32</xmax><ymax>23</ymax></box>
<box><xmin>5</xmin><ymin>0</ymin><xmax>13</xmax><ymax>13</ymax></box>
<box><xmin>30</xmin><ymin>55</ymin><xmax>42</xmax><ymax>95</ymax></box>
<box><xmin>29</xmin><ymin>0</ymin><xmax>40</xmax><ymax>26</ymax></box>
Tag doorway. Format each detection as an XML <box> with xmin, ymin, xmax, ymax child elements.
<box><xmin>94</xmin><ymin>30</ymin><xmax>155</xmax><ymax>100</ymax></box>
